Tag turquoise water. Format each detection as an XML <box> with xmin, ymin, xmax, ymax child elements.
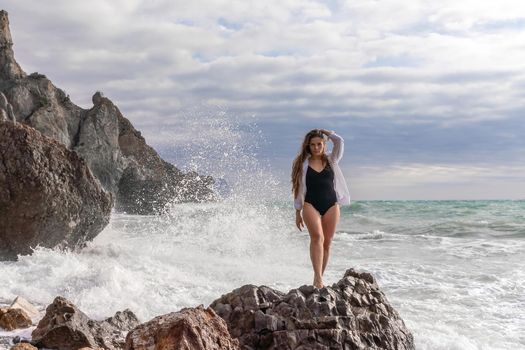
<box><xmin>342</xmin><ymin>200</ymin><xmax>525</xmax><ymax>238</ymax></box>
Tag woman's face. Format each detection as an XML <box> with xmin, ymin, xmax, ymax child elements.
<box><xmin>308</xmin><ymin>136</ymin><xmax>325</xmax><ymax>156</ymax></box>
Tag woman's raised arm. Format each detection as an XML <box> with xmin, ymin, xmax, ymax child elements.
<box><xmin>321</xmin><ymin>129</ymin><xmax>344</xmax><ymax>163</ymax></box>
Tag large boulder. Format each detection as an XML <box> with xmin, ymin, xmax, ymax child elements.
<box><xmin>32</xmin><ymin>296</ymin><xmax>139</xmax><ymax>350</ymax></box>
<box><xmin>210</xmin><ymin>269</ymin><xmax>415</xmax><ymax>350</ymax></box>
<box><xmin>0</xmin><ymin>10</ymin><xmax>216</xmax><ymax>214</ymax></box>
<box><xmin>0</xmin><ymin>120</ymin><xmax>112</xmax><ymax>260</ymax></box>
<box><xmin>125</xmin><ymin>306</ymin><xmax>240</xmax><ymax>350</ymax></box>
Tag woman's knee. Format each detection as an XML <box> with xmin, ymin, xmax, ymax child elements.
<box><xmin>323</xmin><ymin>238</ymin><xmax>332</xmax><ymax>250</ymax></box>
<box><xmin>310</xmin><ymin>233</ymin><xmax>324</xmax><ymax>245</ymax></box>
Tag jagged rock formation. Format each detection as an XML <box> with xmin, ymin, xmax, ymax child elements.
<box><xmin>125</xmin><ymin>306</ymin><xmax>240</xmax><ymax>350</ymax></box>
<box><xmin>210</xmin><ymin>269</ymin><xmax>415</xmax><ymax>349</ymax></box>
<box><xmin>0</xmin><ymin>10</ymin><xmax>216</xmax><ymax>214</ymax></box>
<box><xmin>0</xmin><ymin>10</ymin><xmax>24</xmax><ymax>80</ymax></box>
<box><xmin>0</xmin><ymin>120</ymin><xmax>112</xmax><ymax>260</ymax></box>
<box><xmin>32</xmin><ymin>296</ymin><xmax>139</xmax><ymax>350</ymax></box>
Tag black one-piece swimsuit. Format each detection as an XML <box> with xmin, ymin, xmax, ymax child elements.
<box><xmin>304</xmin><ymin>163</ymin><xmax>338</xmax><ymax>216</ymax></box>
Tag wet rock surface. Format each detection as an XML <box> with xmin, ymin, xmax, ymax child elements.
<box><xmin>210</xmin><ymin>268</ymin><xmax>415</xmax><ymax>350</ymax></box>
<box><xmin>0</xmin><ymin>308</ymin><xmax>32</xmax><ymax>331</ymax></box>
<box><xmin>31</xmin><ymin>296</ymin><xmax>139</xmax><ymax>350</ymax></box>
<box><xmin>125</xmin><ymin>305</ymin><xmax>240</xmax><ymax>350</ymax></box>
<box><xmin>0</xmin><ymin>121</ymin><xmax>112</xmax><ymax>260</ymax></box>
<box><xmin>0</xmin><ymin>10</ymin><xmax>216</xmax><ymax>214</ymax></box>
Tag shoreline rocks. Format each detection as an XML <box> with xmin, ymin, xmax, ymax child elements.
<box><xmin>1</xmin><ymin>269</ymin><xmax>414</xmax><ymax>349</ymax></box>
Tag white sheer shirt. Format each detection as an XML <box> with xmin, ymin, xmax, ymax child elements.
<box><xmin>294</xmin><ymin>132</ymin><xmax>351</xmax><ymax>210</ymax></box>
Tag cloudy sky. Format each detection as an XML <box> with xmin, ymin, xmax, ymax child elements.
<box><xmin>3</xmin><ymin>0</ymin><xmax>525</xmax><ymax>199</ymax></box>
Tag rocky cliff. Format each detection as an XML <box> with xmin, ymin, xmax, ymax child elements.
<box><xmin>0</xmin><ymin>10</ymin><xmax>215</xmax><ymax>214</ymax></box>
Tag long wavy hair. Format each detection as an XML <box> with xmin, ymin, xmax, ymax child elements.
<box><xmin>291</xmin><ymin>129</ymin><xmax>328</xmax><ymax>199</ymax></box>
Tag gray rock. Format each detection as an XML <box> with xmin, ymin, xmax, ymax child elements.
<box><xmin>210</xmin><ymin>268</ymin><xmax>415</xmax><ymax>350</ymax></box>
<box><xmin>0</xmin><ymin>121</ymin><xmax>112</xmax><ymax>260</ymax></box>
<box><xmin>0</xmin><ymin>10</ymin><xmax>25</xmax><ymax>79</ymax></box>
<box><xmin>0</xmin><ymin>91</ymin><xmax>15</xmax><ymax>123</ymax></box>
<box><xmin>32</xmin><ymin>296</ymin><xmax>139</xmax><ymax>350</ymax></box>
<box><xmin>92</xmin><ymin>90</ymin><xmax>103</xmax><ymax>105</ymax></box>
<box><xmin>6</xmin><ymin>102</ymin><xmax>15</xmax><ymax>122</ymax></box>
<box><xmin>74</xmin><ymin>93</ymin><xmax>126</xmax><ymax>194</ymax></box>
<box><xmin>0</xmin><ymin>90</ymin><xmax>7</xmax><ymax>108</ymax></box>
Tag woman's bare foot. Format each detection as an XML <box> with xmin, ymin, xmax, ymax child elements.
<box><xmin>313</xmin><ymin>276</ymin><xmax>324</xmax><ymax>289</ymax></box>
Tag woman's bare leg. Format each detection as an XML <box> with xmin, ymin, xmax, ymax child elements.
<box><xmin>302</xmin><ymin>203</ymin><xmax>324</xmax><ymax>288</ymax></box>
<box><xmin>321</xmin><ymin>204</ymin><xmax>340</xmax><ymax>275</ymax></box>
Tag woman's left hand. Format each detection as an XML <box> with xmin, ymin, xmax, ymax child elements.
<box><xmin>320</xmin><ymin>129</ymin><xmax>334</xmax><ymax>136</ymax></box>
<box><xmin>296</xmin><ymin>211</ymin><xmax>304</xmax><ymax>231</ymax></box>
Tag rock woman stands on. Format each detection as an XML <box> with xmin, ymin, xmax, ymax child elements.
<box><xmin>291</xmin><ymin>129</ymin><xmax>350</xmax><ymax>288</ymax></box>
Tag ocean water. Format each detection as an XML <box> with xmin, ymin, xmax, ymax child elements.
<box><xmin>1</xmin><ymin>199</ymin><xmax>524</xmax><ymax>349</ymax></box>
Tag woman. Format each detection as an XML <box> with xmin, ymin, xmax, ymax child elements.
<box><xmin>291</xmin><ymin>129</ymin><xmax>350</xmax><ymax>288</ymax></box>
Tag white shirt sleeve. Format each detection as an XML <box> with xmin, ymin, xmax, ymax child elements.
<box><xmin>294</xmin><ymin>195</ymin><xmax>303</xmax><ymax>210</ymax></box>
<box><xmin>328</xmin><ymin>133</ymin><xmax>344</xmax><ymax>163</ymax></box>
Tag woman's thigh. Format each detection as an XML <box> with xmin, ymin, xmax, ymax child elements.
<box><xmin>303</xmin><ymin>203</ymin><xmax>323</xmax><ymax>238</ymax></box>
<box><xmin>321</xmin><ymin>204</ymin><xmax>340</xmax><ymax>242</ymax></box>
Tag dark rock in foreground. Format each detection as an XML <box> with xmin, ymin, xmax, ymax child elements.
<box><xmin>210</xmin><ymin>268</ymin><xmax>415</xmax><ymax>350</ymax></box>
<box><xmin>32</xmin><ymin>296</ymin><xmax>139</xmax><ymax>350</ymax></box>
<box><xmin>125</xmin><ymin>305</ymin><xmax>240</xmax><ymax>350</ymax></box>
<box><xmin>0</xmin><ymin>10</ymin><xmax>216</xmax><ymax>214</ymax></box>
<box><xmin>0</xmin><ymin>121</ymin><xmax>112</xmax><ymax>260</ymax></box>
